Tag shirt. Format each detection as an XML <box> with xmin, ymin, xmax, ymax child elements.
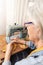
<box><xmin>2</xmin><ymin>41</ymin><xmax>36</xmax><ymax>65</ymax></box>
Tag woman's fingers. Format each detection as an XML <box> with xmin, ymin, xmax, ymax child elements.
<box><xmin>10</xmin><ymin>38</ymin><xmax>17</xmax><ymax>43</ymax></box>
<box><xmin>10</xmin><ymin>38</ymin><xmax>25</xmax><ymax>44</ymax></box>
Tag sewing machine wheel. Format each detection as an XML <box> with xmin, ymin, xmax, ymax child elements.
<box><xmin>18</xmin><ymin>44</ymin><xmax>26</xmax><ymax>49</ymax></box>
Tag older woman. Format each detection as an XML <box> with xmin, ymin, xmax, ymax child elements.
<box><xmin>2</xmin><ymin>1</ymin><xmax>43</xmax><ymax>65</ymax></box>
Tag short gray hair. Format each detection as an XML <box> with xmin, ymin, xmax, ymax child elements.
<box><xmin>27</xmin><ymin>0</ymin><xmax>43</xmax><ymax>39</ymax></box>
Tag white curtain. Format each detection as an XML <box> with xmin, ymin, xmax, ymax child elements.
<box><xmin>0</xmin><ymin>0</ymin><xmax>6</xmax><ymax>35</ymax></box>
<box><xmin>0</xmin><ymin>0</ymin><xmax>43</xmax><ymax>34</ymax></box>
<box><xmin>17</xmin><ymin>0</ymin><xmax>28</xmax><ymax>25</ymax></box>
<box><xmin>6</xmin><ymin>0</ymin><xmax>29</xmax><ymax>26</ymax></box>
<box><xmin>6</xmin><ymin>0</ymin><xmax>29</xmax><ymax>35</ymax></box>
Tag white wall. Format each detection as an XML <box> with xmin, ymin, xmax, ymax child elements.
<box><xmin>0</xmin><ymin>0</ymin><xmax>43</xmax><ymax>35</ymax></box>
<box><xmin>25</xmin><ymin>0</ymin><xmax>43</xmax><ymax>25</ymax></box>
<box><xmin>0</xmin><ymin>0</ymin><xmax>6</xmax><ymax>35</ymax></box>
<box><xmin>6</xmin><ymin>0</ymin><xmax>17</xmax><ymax>26</ymax></box>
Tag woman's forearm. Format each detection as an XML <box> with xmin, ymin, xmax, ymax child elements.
<box><xmin>4</xmin><ymin>51</ymin><xmax>11</xmax><ymax>61</ymax></box>
<box><xmin>4</xmin><ymin>42</ymin><xmax>14</xmax><ymax>61</ymax></box>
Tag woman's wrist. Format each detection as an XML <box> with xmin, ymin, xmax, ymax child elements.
<box><xmin>4</xmin><ymin>50</ymin><xmax>11</xmax><ymax>61</ymax></box>
<box><xmin>4</xmin><ymin>55</ymin><xmax>11</xmax><ymax>61</ymax></box>
<box><xmin>4</xmin><ymin>44</ymin><xmax>13</xmax><ymax>61</ymax></box>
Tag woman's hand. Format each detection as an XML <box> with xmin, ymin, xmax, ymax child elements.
<box><xmin>4</xmin><ymin>39</ymin><xmax>16</xmax><ymax>61</ymax></box>
<box><xmin>11</xmin><ymin>37</ymin><xmax>25</xmax><ymax>44</ymax></box>
<box><xmin>4</xmin><ymin>38</ymin><xmax>25</xmax><ymax>61</ymax></box>
<box><xmin>14</xmin><ymin>38</ymin><xmax>26</xmax><ymax>44</ymax></box>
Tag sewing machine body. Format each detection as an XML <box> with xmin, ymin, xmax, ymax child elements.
<box><xmin>6</xmin><ymin>25</ymin><xmax>27</xmax><ymax>43</ymax></box>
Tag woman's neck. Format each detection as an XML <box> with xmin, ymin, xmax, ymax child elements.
<box><xmin>34</xmin><ymin>39</ymin><xmax>43</xmax><ymax>48</ymax></box>
<box><xmin>32</xmin><ymin>38</ymin><xmax>39</xmax><ymax>47</ymax></box>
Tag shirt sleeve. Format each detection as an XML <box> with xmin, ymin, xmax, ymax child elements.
<box><xmin>2</xmin><ymin>61</ymin><xmax>11</xmax><ymax>65</ymax></box>
<box><xmin>26</xmin><ymin>41</ymin><xmax>36</xmax><ymax>50</ymax></box>
<box><xmin>15</xmin><ymin>56</ymin><xmax>37</xmax><ymax>65</ymax></box>
<box><xmin>15</xmin><ymin>59</ymin><xmax>28</xmax><ymax>65</ymax></box>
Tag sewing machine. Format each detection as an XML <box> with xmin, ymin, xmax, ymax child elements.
<box><xmin>6</xmin><ymin>25</ymin><xmax>27</xmax><ymax>43</ymax></box>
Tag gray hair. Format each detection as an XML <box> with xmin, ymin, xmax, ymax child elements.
<box><xmin>27</xmin><ymin>0</ymin><xmax>43</xmax><ymax>39</ymax></box>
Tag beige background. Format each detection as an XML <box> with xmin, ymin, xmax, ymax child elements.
<box><xmin>0</xmin><ymin>0</ymin><xmax>43</xmax><ymax>35</ymax></box>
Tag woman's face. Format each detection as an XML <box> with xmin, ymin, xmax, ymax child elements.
<box><xmin>27</xmin><ymin>24</ymin><xmax>38</xmax><ymax>41</ymax></box>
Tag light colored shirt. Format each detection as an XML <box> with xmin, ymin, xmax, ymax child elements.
<box><xmin>2</xmin><ymin>50</ymin><xmax>43</xmax><ymax>65</ymax></box>
<box><xmin>3</xmin><ymin>42</ymin><xmax>43</xmax><ymax>65</ymax></box>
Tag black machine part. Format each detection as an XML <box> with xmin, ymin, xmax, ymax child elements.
<box><xmin>6</xmin><ymin>26</ymin><xmax>28</xmax><ymax>43</ymax></box>
<box><xmin>9</xmin><ymin>26</ymin><xmax>27</xmax><ymax>38</ymax></box>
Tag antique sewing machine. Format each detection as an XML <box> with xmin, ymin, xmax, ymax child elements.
<box><xmin>6</xmin><ymin>24</ymin><xmax>27</xmax><ymax>43</ymax></box>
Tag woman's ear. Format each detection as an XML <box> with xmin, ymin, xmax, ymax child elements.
<box><xmin>36</xmin><ymin>26</ymin><xmax>41</xmax><ymax>38</ymax></box>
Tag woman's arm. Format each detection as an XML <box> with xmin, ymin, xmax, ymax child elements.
<box><xmin>2</xmin><ymin>40</ymin><xmax>16</xmax><ymax>65</ymax></box>
<box><xmin>5</xmin><ymin>40</ymin><xmax>15</xmax><ymax>61</ymax></box>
